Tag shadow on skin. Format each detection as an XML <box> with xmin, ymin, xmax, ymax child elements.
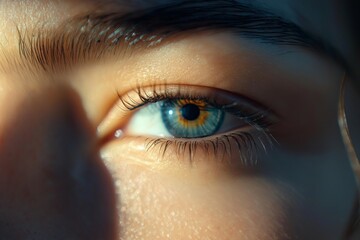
<box><xmin>0</xmin><ymin>85</ymin><xmax>118</xmax><ymax>239</ymax></box>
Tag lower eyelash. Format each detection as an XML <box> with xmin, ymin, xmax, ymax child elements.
<box><xmin>144</xmin><ymin>129</ymin><xmax>276</xmax><ymax>167</ymax></box>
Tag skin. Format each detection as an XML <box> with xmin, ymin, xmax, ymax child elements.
<box><xmin>0</xmin><ymin>0</ymin><xmax>359</xmax><ymax>240</ymax></box>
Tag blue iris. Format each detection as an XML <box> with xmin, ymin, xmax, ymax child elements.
<box><xmin>160</xmin><ymin>100</ymin><xmax>224</xmax><ymax>138</ymax></box>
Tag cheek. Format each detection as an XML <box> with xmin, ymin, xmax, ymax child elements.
<box><xmin>107</xmin><ymin>158</ymin><xmax>295</xmax><ymax>240</ymax></box>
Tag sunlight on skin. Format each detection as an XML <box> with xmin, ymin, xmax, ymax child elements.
<box><xmin>0</xmin><ymin>0</ymin><xmax>358</xmax><ymax>240</ymax></box>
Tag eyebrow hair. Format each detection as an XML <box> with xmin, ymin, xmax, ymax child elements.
<box><xmin>1</xmin><ymin>0</ymin><xmax>343</xmax><ymax>74</ymax></box>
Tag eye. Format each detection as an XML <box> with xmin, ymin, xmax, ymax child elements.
<box><xmin>118</xmin><ymin>85</ymin><xmax>276</xmax><ymax>140</ymax></box>
<box><xmin>112</xmin><ymin>85</ymin><xmax>278</xmax><ymax>166</ymax></box>
<box><xmin>125</xmin><ymin>98</ymin><xmax>248</xmax><ymax>139</ymax></box>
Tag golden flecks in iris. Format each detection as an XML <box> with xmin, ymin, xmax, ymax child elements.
<box><xmin>176</xmin><ymin>99</ymin><xmax>209</xmax><ymax>128</ymax></box>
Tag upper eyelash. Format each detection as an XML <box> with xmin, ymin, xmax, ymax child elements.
<box><xmin>118</xmin><ymin>84</ymin><xmax>276</xmax><ymax>130</ymax></box>
<box><xmin>118</xmin><ymin>84</ymin><xmax>208</xmax><ymax>110</ymax></box>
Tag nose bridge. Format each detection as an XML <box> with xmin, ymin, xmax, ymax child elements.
<box><xmin>0</xmin><ymin>86</ymin><xmax>117</xmax><ymax>239</ymax></box>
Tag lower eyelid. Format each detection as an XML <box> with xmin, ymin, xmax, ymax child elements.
<box><xmin>105</xmin><ymin>128</ymin><xmax>274</xmax><ymax>170</ymax></box>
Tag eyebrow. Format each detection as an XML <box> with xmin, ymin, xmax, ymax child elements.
<box><xmin>1</xmin><ymin>0</ymin><xmax>342</xmax><ymax>74</ymax></box>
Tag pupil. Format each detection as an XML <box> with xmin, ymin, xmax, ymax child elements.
<box><xmin>181</xmin><ymin>104</ymin><xmax>200</xmax><ymax>121</ymax></box>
